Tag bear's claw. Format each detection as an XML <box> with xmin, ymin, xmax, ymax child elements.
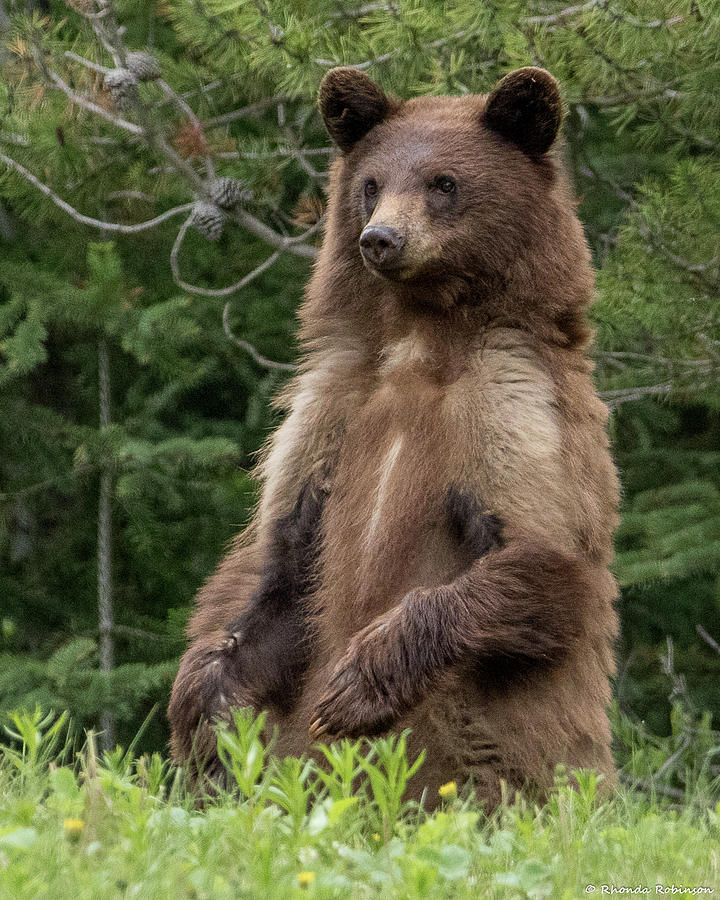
<box><xmin>309</xmin><ymin>717</ymin><xmax>329</xmax><ymax>740</ymax></box>
<box><xmin>309</xmin><ymin>654</ymin><xmax>399</xmax><ymax>741</ymax></box>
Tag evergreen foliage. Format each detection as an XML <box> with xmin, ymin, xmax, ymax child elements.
<box><xmin>0</xmin><ymin>0</ymin><xmax>718</xmax><ymax>756</ymax></box>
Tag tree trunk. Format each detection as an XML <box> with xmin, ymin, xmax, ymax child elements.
<box><xmin>97</xmin><ymin>338</ymin><xmax>115</xmax><ymax>752</ymax></box>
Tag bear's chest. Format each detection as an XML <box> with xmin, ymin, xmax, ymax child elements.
<box><xmin>314</xmin><ymin>328</ymin><xmax>563</xmax><ymax>636</ymax></box>
<box><xmin>315</xmin><ymin>339</ymin><xmax>471</xmax><ymax>629</ymax></box>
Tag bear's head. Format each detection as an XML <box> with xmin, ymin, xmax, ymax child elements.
<box><xmin>317</xmin><ymin>66</ymin><xmax>591</xmax><ymax>337</ymax></box>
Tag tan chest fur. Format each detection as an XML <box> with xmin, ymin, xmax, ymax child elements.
<box><xmin>314</xmin><ymin>326</ymin><xmax>577</xmax><ymax>646</ymax></box>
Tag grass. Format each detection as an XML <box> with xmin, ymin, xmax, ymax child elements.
<box><xmin>0</xmin><ymin>707</ymin><xmax>718</xmax><ymax>899</ymax></box>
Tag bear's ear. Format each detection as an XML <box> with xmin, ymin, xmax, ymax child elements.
<box><xmin>319</xmin><ymin>67</ymin><xmax>391</xmax><ymax>152</ymax></box>
<box><xmin>484</xmin><ymin>67</ymin><xmax>563</xmax><ymax>157</ymax></box>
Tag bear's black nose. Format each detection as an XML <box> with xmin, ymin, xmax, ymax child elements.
<box><xmin>359</xmin><ymin>225</ymin><xmax>405</xmax><ymax>269</ymax></box>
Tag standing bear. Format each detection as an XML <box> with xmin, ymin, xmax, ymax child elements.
<box><xmin>168</xmin><ymin>66</ymin><xmax>620</xmax><ymax>806</ymax></box>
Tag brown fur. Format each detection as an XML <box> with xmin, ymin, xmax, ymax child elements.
<box><xmin>168</xmin><ymin>66</ymin><xmax>620</xmax><ymax>807</ymax></box>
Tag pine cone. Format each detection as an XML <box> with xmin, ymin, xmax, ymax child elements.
<box><xmin>125</xmin><ymin>51</ymin><xmax>161</xmax><ymax>82</ymax></box>
<box><xmin>191</xmin><ymin>201</ymin><xmax>224</xmax><ymax>241</ymax></box>
<box><xmin>104</xmin><ymin>68</ymin><xmax>139</xmax><ymax>111</ymax></box>
<box><xmin>209</xmin><ymin>177</ymin><xmax>252</xmax><ymax>210</ymax></box>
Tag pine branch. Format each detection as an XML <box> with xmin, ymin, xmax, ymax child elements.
<box><xmin>57</xmin><ymin>7</ymin><xmax>208</xmax><ymax>191</ymax></box>
<box><xmin>0</xmin><ymin>152</ymin><xmax>194</xmax><ymax>232</ymax></box>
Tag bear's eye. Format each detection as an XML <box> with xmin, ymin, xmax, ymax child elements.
<box><xmin>433</xmin><ymin>176</ymin><xmax>456</xmax><ymax>195</ymax></box>
<box><xmin>364</xmin><ymin>179</ymin><xmax>379</xmax><ymax>198</ymax></box>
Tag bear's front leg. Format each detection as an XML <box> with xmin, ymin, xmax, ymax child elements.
<box><xmin>309</xmin><ymin>535</ymin><xmax>601</xmax><ymax>742</ymax></box>
<box><xmin>310</xmin><ymin>490</ymin><xmax>504</xmax><ymax>741</ymax></box>
<box><xmin>169</xmin><ymin>477</ymin><xmax>327</xmax><ymax>779</ymax></box>
<box><xmin>221</xmin><ymin>477</ymin><xmax>328</xmax><ymax>711</ymax></box>
<box><xmin>309</xmin><ymin>608</ymin><xmax>411</xmax><ymax>740</ymax></box>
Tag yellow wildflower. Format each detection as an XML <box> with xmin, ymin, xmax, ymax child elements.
<box><xmin>297</xmin><ymin>871</ymin><xmax>315</xmax><ymax>887</ymax></box>
<box><xmin>63</xmin><ymin>818</ymin><xmax>85</xmax><ymax>838</ymax></box>
<box><xmin>372</xmin><ymin>833</ymin><xmax>381</xmax><ymax>842</ymax></box>
<box><xmin>438</xmin><ymin>781</ymin><xmax>457</xmax><ymax>800</ymax></box>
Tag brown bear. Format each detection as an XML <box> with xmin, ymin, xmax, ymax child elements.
<box><xmin>168</xmin><ymin>65</ymin><xmax>620</xmax><ymax>807</ymax></box>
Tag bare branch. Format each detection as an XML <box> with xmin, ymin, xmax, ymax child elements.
<box><xmin>64</xmin><ymin>49</ymin><xmax>111</xmax><ymax>75</ymax></box>
<box><xmin>147</xmin><ymin>132</ymin><xmax>206</xmax><ymax>192</ymax></box>
<box><xmin>600</xmin><ymin>382</ymin><xmax>674</xmax><ymax>402</ymax></box>
<box><xmin>154</xmin><ymin>76</ymin><xmax>228</xmax><ymax>108</ymax></box>
<box><xmin>696</xmin><ymin>625</ymin><xmax>720</xmax><ymax>656</ymax></box>
<box><xmin>215</xmin><ymin>147</ymin><xmax>333</xmax><ymax>161</ymax></box>
<box><xmin>0</xmin><ymin>152</ymin><xmax>193</xmax><ymax>232</ymax></box>
<box><xmin>595</xmin><ymin>351</ymin><xmax>711</xmax><ymax>368</ymax></box>
<box><xmin>578</xmin><ymin>161</ymin><xmax>635</xmax><ymax>204</ymax></box>
<box><xmin>90</xmin><ymin>2</ymin><xmax>123</xmax><ymax>66</ymax></box>
<box><xmin>602</xmin><ymin>378</ymin><xmax>710</xmax><ymax>407</ymax></box>
<box><xmin>609</xmin><ymin>10</ymin><xmax>685</xmax><ymax>29</ymax></box>
<box><xmin>313</xmin><ymin>51</ymin><xmax>394</xmax><ymax>70</ymax></box>
<box><xmin>523</xmin><ymin>0</ymin><xmax>604</xmax><ymax>25</ymax></box>
<box><xmin>0</xmin><ymin>132</ymin><xmax>29</xmax><ymax>147</ymax></box>
<box><xmin>170</xmin><ymin>217</ymin><xmax>285</xmax><ymax>297</ymax></box>
<box><xmin>233</xmin><ymin>209</ymin><xmax>320</xmax><ymax>259</ymax></box>
<box><xmin>171</xmin><ymin>216</ymin><xmax>322</xmax><ymax>298</ymax></box>
<box><xmin>671</xmin><ymin>125</ymin><xmax>720</xmax><ymax>153</ymax></box>
<box><xmin>653</xmin><ymin>244</ymin><xmax>719</xmax><ymax>275</ymax></box>
<box><xmin>223</xmin><ymin>301</ymin><xmax>297</xmax><ymax>373</ymax></box>
<box><xmin>587</xmin><ymin>84</ymin><xmax>684</xmax><ymax>107</ymax></box>
<box><xmin>637</xmin><ymin>221</ymin><xmax>720</xmax><ymax>288</ymax></box>
<box><xmin>170</xmin><ymin>215</ymin><xmax>319</xmax><ymax>371</ymax></box>
<box><xmin>202</xmin><ymin>96</ymin><xmax>291</xmax><ymax>129</ymax></box>
<box><xmin>47</xmin><ymin>69</ymin><xmax>143</xmax><ymax>135</ymax></box>
<box><xmin>68</xmin><ymin>1</ymin><xmax>110</xmax><ymax>22</ymax></box>
<box><xmin>582</xmin><ymin>158</ymin><xmax>720</xmax><ymax>284</ymax></box>
<box><xmin>106</xmin><ymin>189</ymin><xmax>155</xmax><ymax>203</ymax></box>
<box><xmin>112</xmin><ymin>624</ymin><xmax>162</xmax><ymax>642</ymax></box>
<box><xmin>293</xmin><ymin>149</ymin><xmax>326</xmax><ymax>180</ymax></box>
